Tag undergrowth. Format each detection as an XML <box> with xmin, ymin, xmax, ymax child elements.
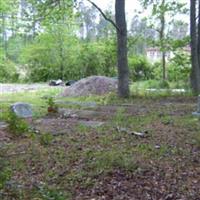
<box><xmin>6</xmin><ymin>111</ymin><xmax>29</xmax><ymax>136</ymax></box>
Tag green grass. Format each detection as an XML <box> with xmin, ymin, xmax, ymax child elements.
<box><xmin>0</xmin><ymin>88</ymin><xmax>61</xmax><ymax>120</ymax></box>
<box><xmin>130</xmin><ymin>80</ymin><xmax>193</xmax><ymax>97</ymax></box>
<box><xmin>0</xmin><ymin>80</ymin><xmax>190</xmax><ymax>117</ymax></box>
<box><xmin>193</xmin><ymin>132</ymin><xmax>200</xmax><ymax>148</ymax></box>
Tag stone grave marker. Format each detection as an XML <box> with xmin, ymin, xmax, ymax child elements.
<box><xmin>10</xmin><ymin>102</ymin><xmax>33</xmax><ymax>118</ymax></box>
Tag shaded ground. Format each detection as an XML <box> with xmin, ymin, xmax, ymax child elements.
<box><xmin>0</xmin><ymin>96</ymin><xmax>200</xmax><ymax>200</ymax></box>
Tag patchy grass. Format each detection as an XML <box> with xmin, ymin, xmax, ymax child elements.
<box><xmin>5</xmin><ymin>111</ymin><xmax>30</xmax><ymax>136</ymax></box>
<box><xmin>0</xmin><ymin>88</ymin><xmax>61</xmax><ymax>120</ymax></box>
<box><xmin>0</xmin><ymin>87</ymin><xmax>200</xmax><ymax>199</ymax></box>
<box><xmin>130</xmin><ymin>80</ymin><xmax>193</xmax><ymax>97</ymax></box>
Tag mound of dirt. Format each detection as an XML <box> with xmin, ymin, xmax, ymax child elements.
<box><xmin>61</xmin><ymin>76</ymin><xmax>117</xmax><ymax>97</ymax></box>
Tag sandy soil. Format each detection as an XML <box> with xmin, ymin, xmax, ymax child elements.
<box><xmin>0</xmin><ymin>83</ymin><xmax>63</xmax><ymax>94</ymax></box>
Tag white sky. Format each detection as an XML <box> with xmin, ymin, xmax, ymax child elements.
<box><xmin>84</xmin><ymin>0</ymin><xmax>141</xmax><ymax>25</ymax></box>
<box><xmin>84</xmin><ymin>0</ymin><xmax>189</xmax><ymax>26</ymax></box>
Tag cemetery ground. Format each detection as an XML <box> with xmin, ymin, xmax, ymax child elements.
<box><xmin>0</xmin><ymin>85</ymin><xmax>200</xmax><ymax>200</ymax></box>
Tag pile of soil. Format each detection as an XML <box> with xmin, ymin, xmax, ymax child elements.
<box><xmin>61</xmin><ymin>76</ymin><xmax>117</xmax><ymax>97</ymax></box>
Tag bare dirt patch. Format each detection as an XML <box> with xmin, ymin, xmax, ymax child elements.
<box><xmin>0</xmin><ymin>83</ymin><xmax>63</xmax><ymax>94</ymax></box>
<box><xmin>1</xmin><ymin>96</ymin><xmax>200</xmax><ymax>200</ymax></box>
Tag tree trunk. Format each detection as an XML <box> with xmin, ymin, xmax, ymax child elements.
<box><xmin>58</xmin><ymin>36</ymin><xmax>65</xmax><ymax>80</ymax></box>
<box><xmin>162</xmin><ymin>51</ymin><xmax>166</xmax><ymax>80</ymax></box>
<box><xmin>115</xmin><ymin>0</ymin><xmax>129</xmax><ymax>98</ymax></box>
<box><xmin>160</xmin><ymin>0</ymin><xmax>166</xmax><ymax>80</ymax></box>
<box><xmin>2</xmin><ymin>14</ymin><xmax>8</xmax><ymax>57</ymax></box>
<box><xmin>190</xmin><ymin>0</ymin><xmax>200</xmax><ymax>93</ymax></box>
<box><xmin>197</xmin><ymin>0</ymin><xmax>200</xmax><ymax>90</ymax></box>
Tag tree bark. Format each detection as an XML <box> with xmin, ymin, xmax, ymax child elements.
<box><xmin>2</xmin><ymin>14</ymin><xmax>8</xmax><ymax>57</ymax></box>
<box><xmin>197</xmin><ymin>0</ymin><xmax>200</xmax><ymax>90</ymax></box>
<box><xmin>162</xmin><ymin>51</ymin><xmax>166</xmax><ymax>80</ymax></box>
<box><xmin>86</xmin><ymin>0</ymin><xmax>130</xmax><ymax>98</ymax></box>
<box><xmin>190</xmin><ymin>0</ymin><xmax>200</xmax><ymax>93</ymax></box>
<box><xmin>160</xmin><ymin>0</ymin><xmax>166</xmax><ymax>80</ymax></box>
<box><xmin>115</xmin><ymin>0</ymin><xmax>130</xmax><ymax>98</ymax></box>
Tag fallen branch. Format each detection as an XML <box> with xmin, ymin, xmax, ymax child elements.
<box><xmin>116</xmin><ymin>126</ymin><xmax>146</xmax><ymax>138</ymax></box>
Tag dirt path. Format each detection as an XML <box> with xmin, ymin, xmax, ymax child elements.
<box><xmin>0</xmin><ymin>83</ymin><xmax>64</xmax><ymax>94</ymax></box>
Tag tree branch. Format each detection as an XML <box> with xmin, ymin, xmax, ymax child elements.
<box><xmin>86</xmin><ymin>0</ymin><xmax>120</xmax><ymax>32</ymax></box>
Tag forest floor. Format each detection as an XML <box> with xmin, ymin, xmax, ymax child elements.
<box><xmin>0</xmin><ymin>87</ymin><xmax>200</xmax><ymax>200</ymax></box>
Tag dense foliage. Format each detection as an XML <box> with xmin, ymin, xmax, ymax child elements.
<box><xmin>0</xmin><ymin>0</ymin><xmax>190</xmax><ymax>87</ymax></box>
<box><xmin>21</xmin><ymin>35</ymin><xmax>117</xmax><ymax>82</ymax></box>
<box><xmin>129</xmin><ymin>55</ymin><xmax>154</xmax><ymax>81</ymax></box>
<box><xmin>0</xmin><ymin>49</ymin><xmax>19</xmax><ymax>82</ymax></box>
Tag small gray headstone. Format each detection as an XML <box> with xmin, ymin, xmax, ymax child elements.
<box><xmin>10</xmin><ymin>102</ymin><xmax>32</xmax><ymax>118</ymax></box>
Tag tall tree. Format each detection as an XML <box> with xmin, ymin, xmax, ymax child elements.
<box><xmin>87</xmin><ymin>0</ymin><xmax>130</xmax><ymax>97</ymax></box>
<box><xmin>190</xmin><ymin>0</ymin><xmax>200</xmax><ymax>93</ymax></box>
<box><xmin>27</xmin><ymin>0</ymin><xmax>75</xmax><ymax>79</ymax></box>
<box><xmin>0</xmin><ymin>0</ymin><xmax>14</xmax><ymax>56</ymax></box>
<box><xmin>115</xmin><ymin>0</ymin><xmax>129</xmax><ymax>97</ymax></box>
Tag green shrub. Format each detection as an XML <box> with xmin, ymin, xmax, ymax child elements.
<box><xmin>0</xmin><ymin>159</ymin><xmax>11</xmax><ymax>190</ymax></box>
<box><xmin>47</xmin><ymin>97</ymin><xmax>58</xmax><ymax>113</ymax></box>
<box><xmin>0</xmin><ymin>49</ymin><xmax>19</xmax><ymax>82</ymax></box>
<box><xmin>77</xmin><ymin>40</ymin><xmax>117</xmax><ymax>78</ymax></box>
<box><xmin>129</xmin><ymin>55</ymin><xmax>153</xmax><ymax>81</ymax></box>
<box><xmin>151</xmin><ymin>61</ymin><xmax>163</xmax><ymax>80</ymax></box>
<box><xmin>21</xmin><ymin>32</ymin><xmax>117</xmax><ymax>82</ymax></box>
<box><xmin>159</xmin><ymin>80</ymin><xmax>170</xmax><ymax>89</ymax></box>
<box><xmin>6</xmin><ymin>111</ymin><xmax>29</xmax><ymax>136</ymax></box>
<box><xmin>143</xmin><ymin>80</ymin><xmax>161</xmax><ymax>88</ymax></box>
<box><xmin>140</xmin><ymin>79</ymin><xmax>169</xmax><ymax>89</ymax></box>
<box><xmin>151</xmin><ymin>51</ymin><xmax>191</xmax><ymax>83</ymax></box>
<box><xmin>0</xmin><ymin>148</ymin><xmax>12</xmax><ymax>190</ymax></box>
<box><xmin>39</xmin><ymin>133</ymin><xmax>53</xmax><ymax>146</ymax></box>
<box><xmin>168</xmin><ymin>51</ymin><xmax>191</xmax><ymax>82</ymax></box>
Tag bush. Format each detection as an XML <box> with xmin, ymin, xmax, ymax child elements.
<box><xmin>129</xmin><ymin>55</ymin><xmax>153</xmax><ymax>81</ymax></box>
<box><xmin>0</xmin><ymin>49</ymin><xmax>19</xmax><ymax>82</ymax></box>
<box><xmin>143</xmin><ymin>79</ymin><xmax>169</xmax><ymax>89</ymax></box>
<box><xmin>168</xmin><ymin>51</ymin><xmax>191</xmax><ymax>82</ymax></box>
<box><xmin>0</xmin><ymin>154</ymin><xmax>11</xmax><ymax>190</ymax></box>
<box><xmin>6</xmin><ymin>111</ymin><xmax>29</xmax><ymax>136</ymax></box>
<box><xmin>151</xmin><ymin>61</ymin><xmax>163</xmax><ymax>80</ymax></box>
<box><xmin>0</xmin><ymin>146</ymin><xmax>12</xmax><ymax>191</ymax></box>
<box><xmin>78</xmin><ymin>40</ymin><xmax>117</xmax><ymax>78</ymax></box>
<box><xmin>39</xmin><ymin>133</ymin><xmax>53</xmax><ymax>146</ymax></box>
<box><xmin>159</xmin><ymin>80</ymin><xmax>170</xmax><ymax>89</ymax></box>
<box><xmin>21</xmin><ymin>31</ymin><xmax>117</xmax><ymax>82</ymax></box>
<box><xmin>151</xmin><ymin>51</ymin><xmax>191</xmax><ymax>83</ymax></box>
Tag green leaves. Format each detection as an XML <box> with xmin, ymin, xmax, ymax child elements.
<box><xmin>6</xmin><ymin>111</ymin><xmax>29</xmax><ymax>136</ymax></box>
<box><xmin>0</xmin><ymin>0</ymin><xmax>15</xmax><ymax>13</ymax></box>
